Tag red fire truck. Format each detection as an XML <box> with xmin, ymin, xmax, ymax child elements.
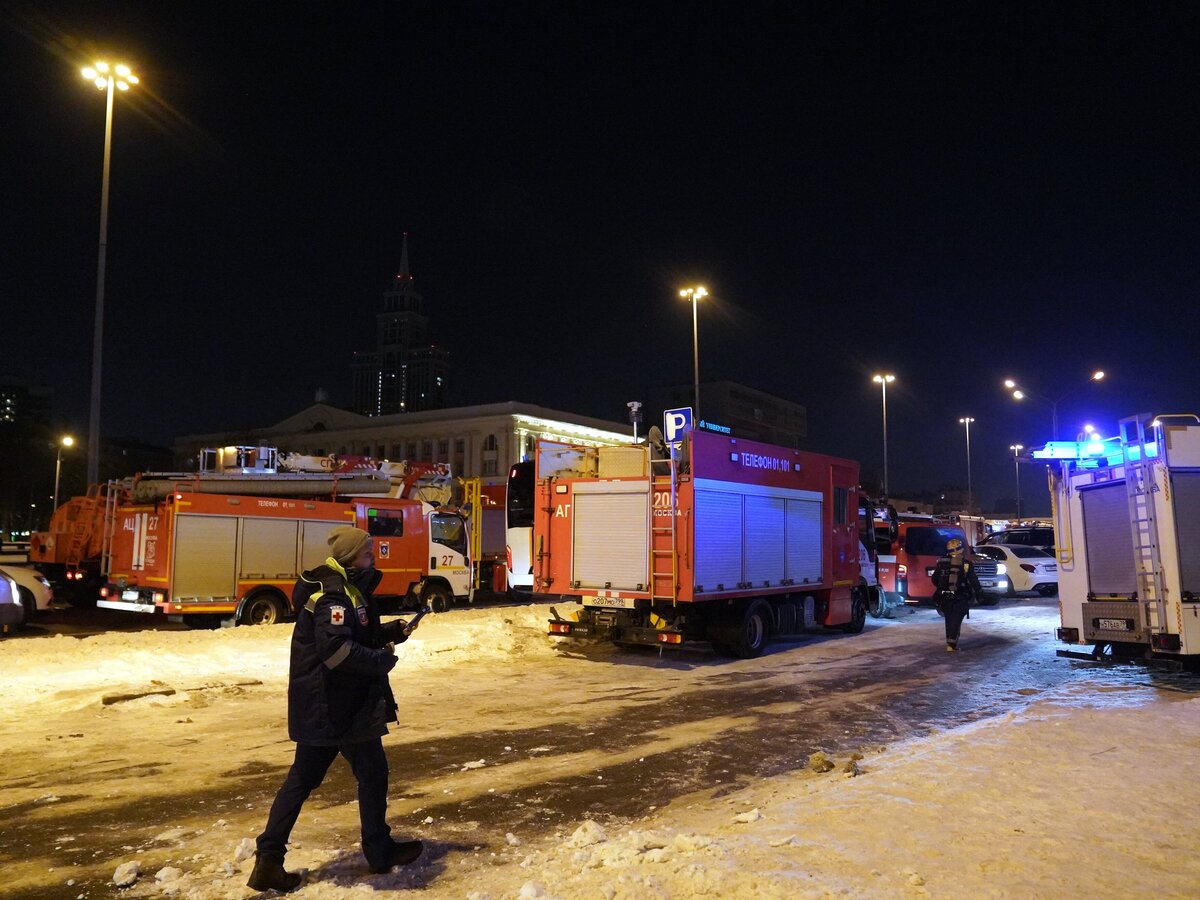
<box><xmin>536</xmin><ymin>430</ymin><xmax>880</xmax><ymax>657</ymax></box>
<box><xmin>35</xmin><ymin>446</ymin><xmax>476</xmax><ymax>625</ymax></box>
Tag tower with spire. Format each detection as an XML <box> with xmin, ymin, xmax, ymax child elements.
<box><xmin>351</xmin><ymin>233</ymin><xmax>450</xmax><ymax>416</ymax></box>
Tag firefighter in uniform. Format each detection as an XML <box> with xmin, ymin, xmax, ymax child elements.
<box><xmin>931</xmin><ymin>536</ymin><xmax>981</xmax><ymax>652</ymax></box>
<box><xmin>248</xmin><ymin>526</ymin><xmax>423</xmax><ymax>893</ymax></box>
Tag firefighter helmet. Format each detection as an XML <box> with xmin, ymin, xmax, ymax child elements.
<box><xmin>946</xmin><ymin>537</ymin><xmax>963</xmax><ymax>552</ymax></box>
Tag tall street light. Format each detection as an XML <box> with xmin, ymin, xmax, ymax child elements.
<box><xmin>872</xmin><ymin>373</ymin><xmax>895</xmax><ymax>497</ymax></box>
<box><xmin>52</xmin><ymin>435</ymin><xmax>76</xmax><ymax>516</ymax></box>
<box><xmin>678</xmin><ymin>286</ymin><xmax>708</xmax><ymax>422</ymax></box>
<box><xmin>1004</xmin><ymin>370</ymin><xmax>1105</xmax><ymax>441</ymax></box>
<box><xmin>958</xmin><ymin>417</ymin><xmax>975</xmax><ymax>512</ymax></box>
<box><xmin>1009</xmin><ymin>443</ymin><xmax>1024</xmax><ymax>521</ymax></box>
<box><xmin>81</xmin><ymin>60</ymin><xmax>139</xmax><ymax>486</ymax></box>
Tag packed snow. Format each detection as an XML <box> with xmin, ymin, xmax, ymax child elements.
<box><xmin>2</xmin><ymin>601</ymin><xmax>1199</xmax><ymax>898</ymax></box>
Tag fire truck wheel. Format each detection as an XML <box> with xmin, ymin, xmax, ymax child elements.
<box><xmin>866</xmin><ymin>586</ymin><xmax>886</xmax><ymax>619</ymax></box>
<box><xmin>422</xmin><ymin>583</ymin><xmax>452</xmax><ymax>614</ymax></box>
<box><xmin>842</xmin><ymin>588</ymin><xmax>867</xmax><ymax>634</ymax></box>
<box><xmin>728</xmin><ymin>600</ymin><xmax>770</xmax><ymax>659</ymax></box>
<box><xmin>240</xmin><ymin>591</ymin><xmax>286</xmax><ymax>626</ymax></box>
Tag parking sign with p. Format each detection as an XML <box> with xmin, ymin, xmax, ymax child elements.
<box><xmin>664</xmin><ymin>407</ymin><xmax>693</xmax><ymax>445</ymax></box>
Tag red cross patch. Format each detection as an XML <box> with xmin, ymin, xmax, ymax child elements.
<box><xmin>329</xmin><ymin>605</ymin><xmax>346</xmax><ymax>626</ymax></box>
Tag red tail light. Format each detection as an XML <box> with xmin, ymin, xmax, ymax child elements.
<box><xmin>506</xmin><ymin>545</ymin><xmax>512</xmax><ymax>572</ymax></box>
<box><xmin>1020</xmin><ymin>563</ymin><xmax>1036</xmax><ymax>573</ymax></box>
<box><xmin>548</xmin><ymin>622</ymin><xmax>572</xmax><ymax>635</ymax></box>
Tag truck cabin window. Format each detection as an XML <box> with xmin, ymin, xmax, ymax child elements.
<box><xmin>367</xmin><ymin>508</ymin><xmax>403</xmax><ymax>537</ymax></box>
<box><xmin>903</xmin><ymin>526</ymin><xmax>964</xmax><ymax>557</ymax></box>
<box><xmin>431</xmin><ymin>513</ymin><xmax>467</xmax><ymax>556</ymax></box>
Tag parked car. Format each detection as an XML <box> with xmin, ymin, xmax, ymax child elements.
<box><xmin>0</xmin><ymin>564</ymin><xmax>53</xmax><ymax>622</ymax></box>
<box><xmin>0</xmin><ymin>568</ymin><xmax>25</xmax><ymax>630</ymax></box>
<box><xmin>974</xmin><ymin>544</ymin><xmax>1058</xmax><ymax>596</ymax></box>
<box><xmin>979</xmin><ymin>526</ymin><xmax>1056</xmax><ymax>558</ymax></box>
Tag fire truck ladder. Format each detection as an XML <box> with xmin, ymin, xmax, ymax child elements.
<box><xmin>650</xmin><ymin>455</ymin><xmax>679</xmax><ymax>603</ymax></box>
<box><xmin>98</xmin><ymin>481</ymin><xmax>120</xmax><ymax>580</ymax></box>
<box><xmin>1119</xmin><ymin>415</ymin><xmax>1166</xmax><ymax>631</ymax></box>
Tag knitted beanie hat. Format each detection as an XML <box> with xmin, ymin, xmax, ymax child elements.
<box><xmin>327</xmin><ymin>525</ymin><xmax>371</xmax><ymax>565</ymax></box>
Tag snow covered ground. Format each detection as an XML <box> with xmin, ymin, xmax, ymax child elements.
<box><xmin>2</xmin><ymin>601</ymin><xmax>1199</xmax><ymax>898</ymax></box>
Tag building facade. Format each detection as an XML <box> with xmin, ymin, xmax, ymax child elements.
<box><xmin>351</xmin><ymin>235</ymin><xmax>450</xmax><ymax>416</ymax></box>
<box><xmin>173</xmin><ymin>401</ymin><xmax>633</xmax><ymax>486</ymax></box>
<box><xmin>647</xmin><ymin>380</ymin><xmax>808</xmax><ymax>449</ymax></box>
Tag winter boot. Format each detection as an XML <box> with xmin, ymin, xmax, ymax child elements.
<box><xmin>369</xmin><ymin>839</ymin><xmax>424</xmax><ymax>874</ymax></box>
<box><xmin>247</xmin><ymin>853</ymin><xmax>302</xmax><ymax>893</ymax></box>
<box><xmin>946</xmin><ymin>638</ymin><xmax>958</xmax><ymax>652</ymax></box>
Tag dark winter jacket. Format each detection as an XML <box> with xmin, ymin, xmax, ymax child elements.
<box><xmin>286</xmin><ymin>558</ymin><xmax>410</xmax><ymax>745</ymax></box>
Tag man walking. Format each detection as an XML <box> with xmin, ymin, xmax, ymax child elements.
<box><xmin>248</xmin><ymin>525</ymin><xmax>423</xmax><ymax>893</ymax></box>
<box><xmin>932</xmin><ymin>536</ymin><xmax>981</xmax><ymax>652</ymax></box>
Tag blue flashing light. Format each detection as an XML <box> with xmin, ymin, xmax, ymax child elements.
<box><xmin>1032</xmin><ymin>437</ymin><xmax>1159</xmax><ymax>465</ymax></box>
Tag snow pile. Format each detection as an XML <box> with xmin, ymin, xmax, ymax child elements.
<box><xmin>0</xmin><ymin>602</ymin><xmax>558</xmax><ymax>723</ymax></box>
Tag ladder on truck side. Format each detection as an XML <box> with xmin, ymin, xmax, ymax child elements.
<box><xmin>1119</xmin><ymin>414</ymin><xmax>1167</xmax><ymax>632</ymax></box>
<box><xmin>650</xmin><ymin>453</ymin><xmax>680</xmax><ymax>603</ymax></box>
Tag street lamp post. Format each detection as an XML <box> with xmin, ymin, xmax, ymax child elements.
<box><xmin>80</xmin><ymin>61</ymin><xmax>138</xmax><ymax>487</ymax></box>
<box><xmin>1005</xmin><ymin>371</ymin><xmax>1105</xmax><ymax>441</ymax></box>
<box><xmin>959</xmin><ymin>417</ymin><xmax>975</xmax><ymax>512</ymax></box>
<box><xmin>872</xmin><ymin>373</ymin><xmax>895</xmax><ymax>497</ymax></box>
<box><xmin>52</xmin><ymin>435</ymin><xmax>76</xmax><ymax>516</ymax></box>
<box><xmin>1009</xmin><ymin>443</ymin><xmax>1024</xmax><ymax>521</ymax></box>
<box><xmin>678</xmin><ymin>286</ymin><xmax>708</xmax><ymax>422</ymax></box>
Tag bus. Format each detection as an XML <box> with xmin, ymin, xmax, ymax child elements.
<box><xmin>505</xmin><ymin>461</ymin><xmax>535</xmax><ymax>596</ymax></box>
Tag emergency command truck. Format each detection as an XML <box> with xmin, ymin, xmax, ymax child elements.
<box><xmin>1041</xmin><ymin>413</ymin><xmax>1200</xmax><ymax>662</ymax></box>
<box><xmin>536</xmin><ymin>430</ymin><xmax>881</xmax><ymax>657</ymax></box>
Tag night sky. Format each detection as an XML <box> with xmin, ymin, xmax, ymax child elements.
<box><xmin>5</xmin><ymin>3</ymin><xmax>1199</xmax><ymax>514</ymax></box>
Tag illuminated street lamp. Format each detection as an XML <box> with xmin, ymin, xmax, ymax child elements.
<box><xmin>1009</xmin><ymin>444</ymin><xmax>1024</xmax><ymax>521</ymax></box>
<box><xmin>959</xmin><ymin>417</ymin><xmax>975</xmax><ymax>512</ymax></box>
<box><xmin>1004</xmin><ymin>370</ymin><xmax>1105</xmax><ymax>441</ymax></box>
<box><xmin>80</xmin><ymin>60</ymin><xmax>139</xmax><ymax>486</ymax></box>
<box><xmin>52</xmin><ymin>435</ymin><xmax>76</xmax><ymax>514</ymax></box>
<box><xmin>872</xmin><ymin>373</ymin><xmax>896</xmax><ymax>497</ymax></box>
<box><xmin>678</xmin><ymin>286</ymin><xmax>708</xmax><ymax>422</ymax></box>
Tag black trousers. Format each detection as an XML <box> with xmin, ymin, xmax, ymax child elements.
<box><xmin>257</xmin><ymin>738</ymin><xmax>392</xmax><ymax>867</ymax></box>
<box><xmin>944</xmin><ymin>595</ymin><xmax>970</xmax><ymax>642</ymax></box>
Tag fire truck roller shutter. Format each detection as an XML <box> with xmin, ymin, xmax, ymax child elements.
<box><xmin>1080</xmin><ymin>482</ymin><xmax>1136</xmax><ymax>596</ymax></box>
<box><xmin>300</xmin><ymin>521</ymin><xmax>338</xmax><ymax>570</ymax></box>
<box><xmin>240</xmin><ymin>518</ymin><xmax>300</xmax><ymax>580</ymax></box>
<box><xmin>695</xmin><ymin>490</ymin><xmax>743</xmax><ymax>590</ymax></box>
<box><xmin>744</xmin><ymin>495</ymin><xmax>785</xmax><ymax>585</ymax></box>
<box><xmin>173</xmin><ymin>515</ymin><xmax>238</xmax><ymax>600</ymax></box>
<box><xmin>785</xmin><ymin>498</ymin><xmax>822</xmax><ymax>585</ymax></box>
<box><xmin>1171</xmin><ymin>472</ymin><xmax>1200</xmax><ymax>595</ymax></box>
<box><xmin>571</xmin><ymin>481</ymin><xmax>651</xmax><ymax>591</ymax></box>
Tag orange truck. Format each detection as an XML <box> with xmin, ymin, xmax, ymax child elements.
<box><xmin>537</xmin><ymin>430</ymin><xmax>881</xmax><ymax>657</ymax></box>
<box><xmin>873</xmin><ymin>513</ymin><xmax>1007</xmax><ymax>604</ymax></box>
<box><xmin>33</xmin><ymin>445</ymin><xmax>478</xmax><ymax>624</ymax></box>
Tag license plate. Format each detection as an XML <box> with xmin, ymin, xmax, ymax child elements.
<box><xmin>1098</xmin><ymin>618</ymin><xmax>1130</xmax><ymax>631</ymax></box>
<box><xmin>122</xmin><ymin>589</ymin><xmax>139</xmax><ymax>601</ymax></box>
<box><xmin>584</xmin><ymin>595</ymin><xmax>636</xmax><ymax>609</ymax></box>
<box><xmin>978</xmin><ymin>580</ymin><xmax>997</xmax><ymax>588</ymax></box>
